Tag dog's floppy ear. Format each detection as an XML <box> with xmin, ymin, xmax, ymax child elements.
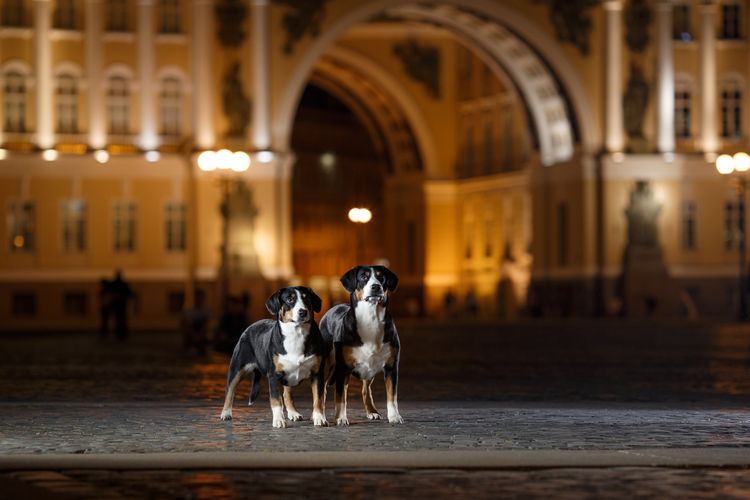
<box><xmin>381</xmin><ymin>267</ymin><xmax>399</xmax><ymax>292</ymax></box>
<box><xmin>340</xmin><ymin>266</ymin><xmax>360</xmax><ymax>293</ymax></box>
<box><xmin>304</xmin><ymin>287</ymin><xmax>322</xmax><ymax>313</ymax></box>
<box><xmin>265</xmin><ymin>289</ymin><xmax>282</xmax><ymax>316</ymax></box>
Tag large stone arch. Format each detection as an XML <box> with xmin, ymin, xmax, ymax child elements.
<box><xmin>273</xmin><ymin>0</ymin><xmax>599</xmax><ymax>167</ymax></box>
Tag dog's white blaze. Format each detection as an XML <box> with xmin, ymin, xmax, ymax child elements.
<box><xmin>362</xmin><ymin>267</ymin><xmax>384</xmax><ymax>300</ymax></box>
<box><xmin>353</xmin><ymin>299</ymin><xmax>390</xmax><ymax>380</ymax></box>
<box><xmin>278</xmin><ymin>290</ymin><xmax>316</xmax><ymax>386</ymax></box>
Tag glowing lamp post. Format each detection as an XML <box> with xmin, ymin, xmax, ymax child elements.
<box><xmin>348</xmin><ymin>207</ymin><xmax>372</xmax><ymax>264</ymax></box>
<box><xmin>716</xmin><ymin>152</ymin><xmax>750</xmax><ymax>321</ymax></box>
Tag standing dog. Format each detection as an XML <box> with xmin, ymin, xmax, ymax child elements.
<box><xmin>320</xmin><ymin>265</ymin><xmax>403</xmax><ymax>425</ymax></box>
<box><xmin>220</xmin><ymin>286</ymin><xmax>328</xmax><ymax>428</ymax></box>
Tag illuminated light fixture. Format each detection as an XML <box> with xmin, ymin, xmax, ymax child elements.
<box><xmin>145</xmin><ymin>150</ymin><xmax>161</xmax><ymax>162</ymax></box>
<box><xmin>256</xmin><ymin>150</ymin><xmax>275</xmax><ymax>164</ymax></box>
<box><xmin>197</xmin><ymin>150</ymin><xmax>217</xmax><ymax>171</ymax></box>
<box><xmin>216</xmin><ymin>148</ymin><xmax>234</xmax><ymax>169</ymax></box>
<box><xmin>13</xmin><ymin>235</ymin><xmax>24</xmax><ymax>248</ymax></box>
<box><xmin>0</xmin><ymin>148</ymin><xmax>7</xmax><ymax>160</ymax></box>
<box><xmin>94</xmin><ymin>150</ymin><xmax>110</xmax><ymax>164</ymax></box>
<box><xmin>348</xmin><ymin>207</ymin><xmax>373</xmax><ymax>224</ymax></box>
<box><xmin>231</xmin><ymin>151</ymin><xmax>251</xmax><ymax>172</ymax></box>
<box><xmin>42</xmin><ymin>149</ymin><xmax>58</xmax><ymax>161</ymax></box>
<box><xmin>716</xmin><ymin>154</ymin><xmax>735</xmax><ymax>175</ymax></box>
<box><xmin>320</xmin><ymin>151</ymin><xmax>336</xmax><ymax>171</ymax></box>
<box><xmin>733</xmin><ymin>152</ymin><xmax>750</xmax><ymax>173</ymax></box>
<box><xmin>611</xmin><ymin>151</ymin><xmax>625</xmax><ymax>163</ymax></box>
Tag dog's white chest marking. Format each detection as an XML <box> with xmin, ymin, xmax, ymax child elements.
<box><xmin>353</xmin><ymin>301</ymin><xmax>391</xmax><ymax>380</ymax></box>
<box><xmin>278</xmin><ymin>321</ymin><xmax>316</xmax><ymax>386</ymax></box>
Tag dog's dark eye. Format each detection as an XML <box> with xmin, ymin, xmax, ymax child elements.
<box><xmin>286</xmin><ymin>295</ymin><xmax>294</xmax><ymax>303</ymax></box>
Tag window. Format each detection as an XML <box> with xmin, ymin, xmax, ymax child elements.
<box><xmin>160</xmin><ymin>77</ymin><xmax>181</xmax><ymax>136</ymax></box>
<box><xmin>167</xmin><ymin>291</ymin><xmax>184</xmax><ymax>314</ymax></box>
<box><xmin>673</xmin><ymin>4</ymin><xmax>692</xmax><ymax>41</ymax></box>
<box><xmin>160</xmin><ymin>0</ymin><xmax>181</xmax><ymax>33</ymax></box>
<box><xmin>4</xmin><ymin>70</ymin><xmax>26</xmax><ymax>133</ymax></box>
<box><xmin>56</xmin><ymin>74</ymin><xmax>78</xmax><ymax>134</ymax></box>
<box><xmin>484</xmin><ymin>219</ymin><xmax>494</xmax><ymax>258</ymax></box>
<box><xmin>12</xmin><ymin>293</ymin><xmax>36</xmax><ymax>317</ymax></box>
<box><xmin>53</xmin><ymin>0</ymin><xmax>76</xmax><ymax>29</ymax></box>
<box><xmin>557</xmin><ymin>202</ymin><xmax>569</xmax><ymax>267</ymax></box>
<box><xmin>725</xmin><ymin>200</ymin><xmax>741</xmax><ymax>250</ymax></box>
<box><xmin>683</xmin><ymin>201</ymin><xmax>696</xmax><ymax>251</ymax></box>
<box><xmin>7</xmin><ymin>200</ymin><xmax>34</xmax><ymax>253</ymax></box>
<box><xmin>721</xmin><ymin>78</ymin><xmax>743</xmax><ymax>139</ymax></box>
<box><xmin>721</xmin><ymin>2</ymin><xmax>742</xmax><ymax>40</ymax></box>
<box><xmin>61</xmin><ymin>200</ymin><xmax>86</xmax><ymax>253</ymax></box>
<box><xmin>113</xmin><ymin>201</ymin><xmax>136</xmax><ymax>252</ymax></box>
<box><xmin>63</xmin><ymin>292</ymin><xmax>88</xmax><ymax>316</ymax></box>
<box><xmin>1</xmin><ymin>0</ymin><xmax>25</xmax><ymax>27</ymax></box>
<box><xmin>464</xmin><ymin>221</ymin><xmax>474</xmax><ymax>260</ymax></box>
<box><xmin>107</xmin><ymin>0</ymin><xmax>129</xmax><ymax>31</ymax></box>
<box><xmin>675</xmin><ymin>79</ymin><xmax>692</xmax><ymax>138</ymax></box>
<box><xmin>164</xmin><ymin>202</ymin><xmax>186</xmax><ymax>251</ymax></box>
<box><xmin>108</xmin><ymin>76</ymin><xmax>130</xmax><ymax>135</ymax></box>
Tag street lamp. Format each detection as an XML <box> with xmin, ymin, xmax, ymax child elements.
<box><xmin>348</xmin><ymin>207</ymin><xmax>372</xmax><ymax>263</ymax></box>
<box><xmin>715</xmin><ymin>152</ymin><xmax>750</xmax><ymax>321</ymax></box>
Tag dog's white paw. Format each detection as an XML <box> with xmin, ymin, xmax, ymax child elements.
<box><xmin>219</xmin><ymin>410</ymin><xmax>232</xmax><ymax>421</ymax></box>
<box><xmin>312</xmin><ymin>412</ymin><xmax>328</xmax><ymax>427</ymax></box>
<box><xmin>272</xmin><ymin>417</ymin><xmax>287</xmax><ymax>428</ymax></box>
<box><xmin>335</xmin><ymin>415</ymin><xmax>349</xmax><ymax>426</ymax></box>
<box><xmin>287</xmin><ymin>410</ymin><xmax>304</xmax><ymax>421</ymax></box>
<box><xmin>388</xmin><ymin>413</ymin><xmax>403</xmax><ymax>424</ymax></box>
<box><xmin>366</xmin><ymin>412</ymin><xmax>381</xmax><ymax>420</ymax></box>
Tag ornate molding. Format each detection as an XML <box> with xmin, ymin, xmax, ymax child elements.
<box><xmin>273</xmin><ymin>0</ymin><xmax>329</xmax><ymax>55</ymax></box>
<box><xmin>215</xmin><ymin>0</ymin><xmax>248</xmax><ymax>48</ymax></box>
<box><xmin>623</xmin><ymin>62</ymin><xmax>650</xmax><ymax>142</ymax></box>
<box><xmin>222</xmin><ymin>62</ymin><xmax>251</xmax><ymax>137</ymax></box>
<box><xmin>533</xmin><ymin>0</ymin><xmax>599</xmax><ymax>56</ymax></box>
<box><xmin>393</xmin><ymin>39</ymin><xmax>441</xmax><ymax>99</ymax></box>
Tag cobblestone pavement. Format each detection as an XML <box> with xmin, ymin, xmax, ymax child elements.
<box><xmin>2</xmin><ymin>320</ymin><xmax>750</xmax><ymax>498</ymax></box>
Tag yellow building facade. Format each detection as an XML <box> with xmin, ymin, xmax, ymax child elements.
<box><xmin>0</xmin><ymin>0</ymin><xmax>749</xmax><ymax>329</ymax></box>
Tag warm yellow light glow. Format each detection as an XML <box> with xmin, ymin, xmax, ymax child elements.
<box><xmin>716</xmin><ymin>154</ymin><xmax>735</xmax><ymax>175</ymax></box>
<box><xmin>94</xmin><ymin>150</ymin><xmax>109</xmax><ymax>164</ymax></box>
<box><xmin>232</xmin><ymin>151</ymin><xmax>251</xmax><ymax>172</ymax></box>
<box><xmin>145</xmin><ymin>150</ymin><xmax>160</xmax><ymax>162</ymax></box>
<box><xmin>0</xmin><ymin>148</ymin><xmax>8</xmax><ymax>160</ymax></box>
<box><xmin>348</xmin><ymin>207</ymin><xmax>372</xmax><ymax>223</ymax></box>
<box><xmin>733</xmin><ymin>152</ymin><xmax>750</xmax><ymax>172</ymax></box>
<box><xmin>13</xmin><ymin>235</ymin><xmax>24</xmax><ymax>248</ymax></box>
<box><xmin>197</xmin><ymin>150</ymin><xmax>217</xmax><ymax>171</ymax></box>
<box><xmin>42</xmin><ymin>149</ymin><xmax>58</xmax><ymax>161</ymax></box>
<box><xmin>256</xmin><ymin>150</ymin><xmax>275</xmax><ymax>164</ymax></box>
<box><xmin>216</xmin><ymin>149</ymin><xmax>233</xmax><ymax>170</ymax></box>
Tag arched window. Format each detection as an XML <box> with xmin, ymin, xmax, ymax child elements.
<box><xmin>160</xmin><ymin>0</ymin><xmax>181</xmax><ymax>33</ymax></box>
<box><xmin>160</xmin><ymin>77</ymin><xmax>182</xmax><ymax>136</ymax></box>
<box><xmin>4</xmin><ymin>70</ymin><xmax>27</xmax><ymax>133</ymax></box>
<box><xmin>673</xmin><ymin>3</ymin><xmax>692</xmax><ymax>41</ymax></box>
<box><xmin>674</xmin><ymin>77</ymin><xmax>692</xmax><ymax>138</ymax></box>
<box><xmin>53</xmin><ymin>0</ymin><xmax>76</xmax><ymax>29</ymax></box>
<box><xmin>108</xmin><ymin>76</ymin><xmax>130</xmax><ymax>135</ymax></box>
<box><xmin>107</xmin><ymin>0</ymin><xmax>129</xmax><ymax>32</ymax></box>
<box><xmin>56</xmin><ymin>74</ymin><xmax>79</xmax><ymax>134</ymax></box>
<box><xmin>721</xmin><ymin>77</ymin><xmax>743</xmax><ymax>139</ymax></box>
<box><xmin>1</xmin><ymin>0</ymin><xmax>25</xmax><ymax>27</ymax></box>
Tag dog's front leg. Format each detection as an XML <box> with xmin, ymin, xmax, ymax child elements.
<box><xmin>267</xmin><ymin>375</ymin><xmax>286</xmax><ymax>428</ymax></box>
<box><xmin>311</xmin><ymin>368</ymin><xmax>328</xmax><ymax>426</ymax></box>
<box><xmin>361</xmin><ymin>378</ymin><xmax>380</xmax><ymax>420</ymax></box>
<box><xmin>283</xmin><ymin>386</ymin><xmax>303</xmax><ymax>421</ymax></box>
<box><xmin>384</xmin><ymin>364</ymin><xmax>403</xmax><ymax>424</ymax></box>
<box><xmin>334</xmin><ymin>372</ymin><xmax>350</xmax><ymax>426</ymax></box>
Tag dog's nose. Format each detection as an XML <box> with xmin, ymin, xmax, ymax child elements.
<box><xmin>371</xmin><ymin>283</ymin><xmax>382</xmax><ymax>292</ymax></box>
<box><xmin>298</xmin><ymin>309</ymin><xmax>308</xmax><ymax>319</ymax></box>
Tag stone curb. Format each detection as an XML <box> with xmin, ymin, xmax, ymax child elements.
<box><xmin>1</xmin><ymin>449</ymin><xmax>750</xmax><ymax>470</ymax></box>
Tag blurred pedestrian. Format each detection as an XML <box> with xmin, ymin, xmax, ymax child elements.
<box><xmin>181</xmin><ymin>290</ymin><xmax>211</xmax><ymax>355</ymax></box>
<box><xmin>109</xmin><ymin>270</ymin><xmax>134</xmax><ymax>340</ymax></box>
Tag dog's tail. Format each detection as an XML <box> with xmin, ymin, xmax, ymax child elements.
<box><xmin>248</xmin><ymin>370</ymin><xmax>261</xmax><ymax>405</ymax></box>
<box><xmin>326</xmin><ymin>364</ymin><xmax>336</xmax><ymax>387</ymax></box>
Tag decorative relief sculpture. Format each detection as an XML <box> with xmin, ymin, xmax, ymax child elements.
<box><xmin>222</xmin><ymin>62</ymin><xmax>251</xmax><ymax>137</ymax></box>
<box><xmin>624</xmin><ymin>181</ymin><xmax>661</xmax><ymax>249</ymax></box>
<box><xmin>274</xmin><ymin>0</ymin><xmax>329</xmax><ymax>55</ymax></box>
<box><xmin>533</xmin><ymin>0</ymin><xmax>599</xmax><ymax>56</ymax></box>
<box><xmin>215</xmin><ymin>0</ymin><xmax>248</xmax><ymax>48</ymax></box>
<box><xmin>393</xmin><ymin>39</ymin><xmax>441</xmax><ymax>99</ymax></box>
<box><xmin>624</xmin><ymin>0</ymin><xmax>652</xmax><ymax>53</ymax></box>
<box><xmin>623</xmin><ymin>62</ymin><xmax>649</xmax><ymax>141</ymax></box>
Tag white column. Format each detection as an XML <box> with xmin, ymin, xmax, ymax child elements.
<box><xmin>86</xmin><ymin>0</ymin><xmax>106</xmax><ymax>149</ymax></box>
<box><xmin>604</xmin><ymin>0</ymin><xmax>624</xmax><ymax>153</ymax></box>
<box><xmin>192</xmin><ymin>0</ymin><xmax>215</xmax><ymax>149</ymax></box>
<box><xmin>656</xmin><ymin>0</ymin><xmax>675</xmax><ymax>153</ymax></box>
<box><xmin>138</xmin><ymin>0</ymin><xmax>157</xmax><ymax>150</ymax></box>
<box><xmin>250</xmin><ymin>0</ymin><xmax>271</xmax><ymax>151</ymax></box>
<box><xmin>34</xmin><ymin>0</ymin><xmax>54</xmax><ymax>149</ymax></box>
<box><xmin>700</xmin><ymin>1</ymin><xmax>718</xmax><ymax>154</ymax></box>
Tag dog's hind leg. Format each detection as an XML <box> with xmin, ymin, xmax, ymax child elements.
<box><xmin>361</xmin><ymin>378</ymin><xmax>380</xmax><ymax>420</ymax></box>
<box><xmin>311</xmin><ymin>367</ymin><xmax>328</xmax><ymax>426</ymax></box>
<box><xmin>221</xmin><ymin>362</ymin><xmax>253</xmax><ymax>420</ymax></box>
<box><xmin>283</xmin><ymin>386</ymin><xmax>303</xmax><ymax>421</ymax></box>
<box><xmin>248</xmin><ymin>369</ymin><xmax>261</xmax><ymax>406</ymax></box>
<box><xmin>384</xmin><ymin>364</ymin><xmax>403</xmax><ymax>424</ymax></box>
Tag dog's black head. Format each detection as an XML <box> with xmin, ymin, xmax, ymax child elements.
<box><xmin>265</xmin><ymin>286</ymin><xmax>322</xmax><ymax>324</ymax></box>
<box><xmin>340</xmin><ymin>265</ymin><xmax>399</xmax><ymax>304</ymax></box>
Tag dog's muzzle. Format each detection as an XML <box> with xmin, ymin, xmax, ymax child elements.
<box><xmin>364</xmin><ymin>295</ymin><xmax>384</xmax><ymax>304</ymax></box>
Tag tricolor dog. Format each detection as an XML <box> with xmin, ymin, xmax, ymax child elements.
<box><xmin>220</xmin><ymin>287</ymin><xmax>328</xmax><ymax>428</ymax></box>
<box><xmin>321</xmin><ymin>265</ymin><xmax>403</xmax><ymax>425</ymax></box>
